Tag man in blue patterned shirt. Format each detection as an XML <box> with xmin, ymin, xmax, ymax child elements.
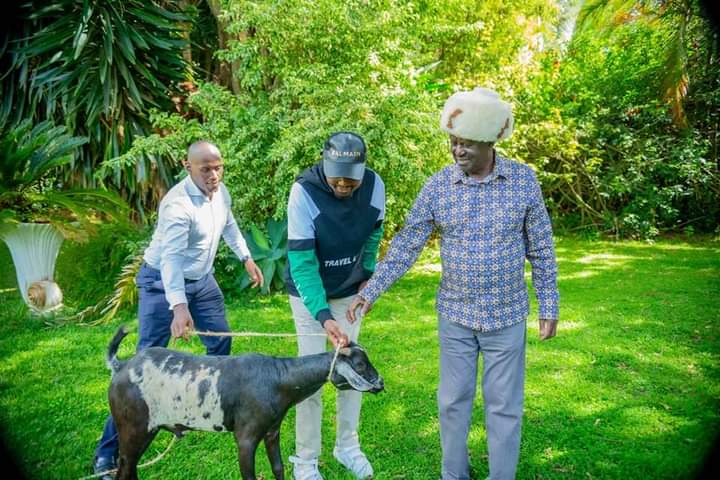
<box><xmin>348</xmin><ymin>88</ymin><xmax>559</xmax><ymax>480</ymax></box>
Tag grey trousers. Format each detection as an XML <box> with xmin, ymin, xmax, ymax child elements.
<box><xmin>289</xmin><ymin>295</ymin><xmax>364</xmax><ymax>460</ymax></box>
<box><xmin>438</xmin><ymin>318</ymin><xmax>527</xmax><ymax>480</ymax></box>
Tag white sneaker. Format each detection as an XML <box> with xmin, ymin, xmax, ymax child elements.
<box><xmin>289</xmin><ymin>455</ymin><xmax>324</xmax><ymax>480</ymax></box>
<box><xmin>333</xmin><ymin>446</ymin><xmax>374</xmax><ymax>479</ymax></box>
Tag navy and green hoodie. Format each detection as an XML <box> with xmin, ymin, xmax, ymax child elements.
<box><xmin>285</xmin><ymin>163</ymin><xmax>385</xmax><ymax>325</ymax></box>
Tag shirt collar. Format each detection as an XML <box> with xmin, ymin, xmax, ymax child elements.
<box><xmin>183</xmin><ymin>175</ymin><xmax>209</xmax><ymax>199</ymax></box>
<box><xmin>451</xmin><ymin>153</ymin><xmax>510</xmax><ymax>184</ymax></box>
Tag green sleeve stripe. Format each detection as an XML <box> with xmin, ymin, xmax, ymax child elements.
<box><xmin>362</xmin><ymin>224</ymin><xmax>384</xmax><ymax>272</ymax></box>
<box><xmin>288</xmin><ymin>249</ymin><xmax>330</xmax><ymax>321</ymax></box>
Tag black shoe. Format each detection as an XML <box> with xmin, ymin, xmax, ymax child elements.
<box><xmin>93</xmin><ymin>456</ymin><xmax>116</xmax><ymax>480</ymax></box>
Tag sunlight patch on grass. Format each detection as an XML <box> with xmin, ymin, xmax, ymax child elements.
<box><xmin>2</xmin><ymin>342</ymin><xmax>68</xmax><ymax>370</ymax></box>
<box><xmin>384</xmin><ymin>403</ymin><xmax>409</xmax><ymax>425</ymax></box>
<box><xmin>540</xmin><ymin>446</ymin><xmax>569</xmax><ymax>462</ymax></box>
<box><xmin>413</xmin><ymin>262</ymin><xmax>442</xmax><ymax>273</ymax></box>
<box><xmin>615</xmin><ymin>405</ymin><xmax>692</xmax><ymax>437</ymax></box>
<box><xmin>419</xmin><ymin>417</ymin><xmax>440</xmax><ymax>438</ymax></box>
<box><xmin>467</xmin><ymin>426</ymin><xmax>487</xmax><ymax>447</ymax></box>
<box><xmin>549</xmin><ymin>320</ymin><xmax>584</xmax><ymax>330</ymax></box>
<box><xmin>76</xmin><ymin>379</ymin><xmax>112</xmax><ymax>397</ymax></box>
<box><xmin>576</xmin><ymin>253</ymin><xmax>647</xmax><ymax>265</ymax></box>
<box><xmin>560</xmin><ymin>269</ymin><xmax>598</xmax><ymax>280</ymax></box>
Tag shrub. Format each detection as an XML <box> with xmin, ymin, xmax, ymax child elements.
<box><xmin>505</xmin><ymin>20</ymin><xmax>720</xmax><ymax>238</ymax></box>
<box><xmin>215</xmin><ymin>217</ymin><xmax>288</xmax><ymax>296</ymax></box>
<box><xmin>106</xmin><ymin>0</ymin><xmax>457</xmax><ymax>238</ymax></box>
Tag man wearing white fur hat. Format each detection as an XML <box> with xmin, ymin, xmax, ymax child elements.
<box><xmin>348</xmin><ymin>88</ymin><xmax>559</xmax><ymax>479</ymax></box>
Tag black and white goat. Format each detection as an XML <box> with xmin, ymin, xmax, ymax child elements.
<box><xmin>105</xmin><ymin>326</ymin><xmax>384</xmax><ymax>480</ymax></box>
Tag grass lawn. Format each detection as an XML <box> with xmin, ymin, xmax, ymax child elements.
<box><xmin>0</xmin><ymin>236</ymin><xmax>718</xmax><ymax>479</ymax></box>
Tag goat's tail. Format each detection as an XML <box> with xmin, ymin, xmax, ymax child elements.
<box><xmin>107</xmin><ymin>326</ymin><xmax>129</xmax><ymax>374</ymax></box>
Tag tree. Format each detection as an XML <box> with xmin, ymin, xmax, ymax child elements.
<box><xmin>1</xmin><ymin>0</ymin><xmax>193</xmax><ymax>212</ymax></box>
<box><xmin>575</xmin><ymin>0</ymin><xmax>701</xmax><ymax>128</ymax></box>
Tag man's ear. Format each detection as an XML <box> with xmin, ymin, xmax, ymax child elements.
<box><xmin>183</xmin><ymin>159</ymin><xmax>191</xmax><ymax>172</ymax></box>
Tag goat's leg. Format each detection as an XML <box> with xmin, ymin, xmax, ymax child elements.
<box><xmin>116</xmin><ymin>427</ymin><xmax>158</xmax><ymax>480</ymax></box>
<box><xmin>234</xmin><ymin>429</ymin><xmax>261</xmax><ymax>480</ymax></box>
<box><xmin>264</xmin><ymin>428</ymin><xmax>285</xmax><ymax>480</ymax></box>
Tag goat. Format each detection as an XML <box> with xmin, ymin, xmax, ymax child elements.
<box><xmin>105</xmin><ymin>326</ymin><xmax>384</xmax><ymax>480</ymax></box>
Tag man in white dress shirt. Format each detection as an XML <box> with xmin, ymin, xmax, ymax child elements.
<box><xmin>92</xmin><ymin>141</ymin><xmax>264</xmax><ymax>479</ymax></box>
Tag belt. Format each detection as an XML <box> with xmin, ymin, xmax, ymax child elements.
<box><xmin>142</xmin><ymin>262</ymin><xmax>205</xmax><ymax>283</ymax></box>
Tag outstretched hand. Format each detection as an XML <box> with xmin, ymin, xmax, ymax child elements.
<box><xmin>347</xmin><ymin>295</ymin><xmax>372</xmax><ymax>323</ymax></box>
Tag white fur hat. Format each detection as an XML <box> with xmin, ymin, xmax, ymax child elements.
<box><xmin>440</xmin><ymin>87</ymin><xmax>514</xmax><ymax>143</ymax></box>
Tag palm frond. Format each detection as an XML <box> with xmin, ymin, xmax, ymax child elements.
<box><xmin>660</xmin><ymin>24</ymin><xmax>690</xmax><ymax>128</ymax></box>
<box><xmin>62</xmin><ymin>239</ymin><xmax>147</xmax><ymax>325</ymax></box>
<box><xmin>93</xmin><ymin>246</ymin><xmax>146</xmax><ymax>325</ymax></box>
<box><xmin>0</xmin><ymin>120</ymin><xmax>87</xmax><ymax>191</ymax></box>
<box><xmin>6</xmin><ymin>0</ymin><xmax>193</xmax><ymax>209</ymax></box>
<box><xmin>574</xmin><ymin>0</ymin><xmax>694</xmax><ymax>128</ymax></box>
<box><xmin>575</xmin><ymin>0</ymin><xmax>660</xmax><ymax>39</ymax></box>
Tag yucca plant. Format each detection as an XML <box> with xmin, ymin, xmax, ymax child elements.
<box><xmin>4</xmin><ymin>0</ymin><xmax>192</xmax><ymax>211</ymax></box>
<box><xmin>237</xmin><ymin>217</ymin><xmax>288</xmax><ymax>295</ymax></box>
<box><xmin>0</xmin><ymin>119</ymin><xmax>128</xmax><ymax>313</ymax></box>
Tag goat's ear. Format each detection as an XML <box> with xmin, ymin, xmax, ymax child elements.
<box><xmin>339</xmin><ymin>347</ymin><xmax>352</xmax><ymax>356</ymax></box>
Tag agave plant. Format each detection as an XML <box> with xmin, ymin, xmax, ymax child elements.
<box><xmin>0</xmin><ymin>119</ymin><xmax>127</xmax><ymax>313</ymax></box>
<box><xmin>237</xmin><ymin>217</ymin><xmax>288</xmax><ymax>295</ymax></box>
<box><xmin>3</xmin><ymin>0</ymin><xmax>192</xmax><ymax>211</ymax></box>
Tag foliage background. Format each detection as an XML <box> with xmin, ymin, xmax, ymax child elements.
<box><xmin>3</xmin><ymin>0</ymin><xmax>716</xmax><ymax>242</ymax></box>
<box><xmin>0</xmin><ymin>0</ymin><xmax>717</xmax><ymax>329</ymax></box>
<box><xmin>97</xmin><ymin>0</ymin><xmax>718</xmax><ymax>244</ymax></box>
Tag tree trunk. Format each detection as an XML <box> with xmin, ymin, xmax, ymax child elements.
<box><xmin>206</xmin><ymin>0</ymin><xmax>241</xmax><ymax>94</ymax></box>
<box><xmin>178</xmin><ymin>0</ymin><xmax>194</xmax><ymax>65</ymax></box>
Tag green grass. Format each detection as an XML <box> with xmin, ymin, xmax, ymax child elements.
<box><xmin>0</xmin><ymin>236</ymin><xmax>719</xmax><ymax>479</ymax></box>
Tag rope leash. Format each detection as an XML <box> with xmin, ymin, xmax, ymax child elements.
<box><xmin>327</xmin><ymin>343</ymin><xmax>343</xmax><ymax>382</ymax></box>
<box><xmin>326</xmin><ymin>318</ymin><xmax>360</xmax><ymax>382</ymax></box>
<box><xmin>190</xmin><ymin>330</ymin><xmax>327</xmax><ymax>338</ymax></box>
<box><xmin>79</xmin><ymin>435</ymin><xmax>176</xmax><ymax>480</ymax></box>
<box><xmin>189</xmin><ymin>330</ymin><xmax>343</xmax><ymax>381</ymax></box>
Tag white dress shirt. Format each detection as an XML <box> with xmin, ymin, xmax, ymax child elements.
<box><xmin>143</xmin><ymin>176</ymin><xmax>251</xmax><ymax>308</ymax></box>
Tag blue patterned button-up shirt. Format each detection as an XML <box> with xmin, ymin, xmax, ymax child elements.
<box><xmin>361</xmin><ymin>155</ymin><xmax>559</xmax><ymax>332</ymax></box>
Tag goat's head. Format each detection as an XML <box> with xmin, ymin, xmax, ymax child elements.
<box><xmin>330</xmin><ymin>342</ymin><xmax>384</xmax><ymax>393</ymax></box>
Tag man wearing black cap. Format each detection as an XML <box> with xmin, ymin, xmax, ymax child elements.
<box><xmin>285</xmin><ymin>132</ymin><xmax>384</xmax><ymax>480</ymax></box>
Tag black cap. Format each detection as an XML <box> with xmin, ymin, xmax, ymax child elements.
<box><xmin>322</xmin><ymin>132</ymin><xmax>366</xmax><ymax>180</ymax></box>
